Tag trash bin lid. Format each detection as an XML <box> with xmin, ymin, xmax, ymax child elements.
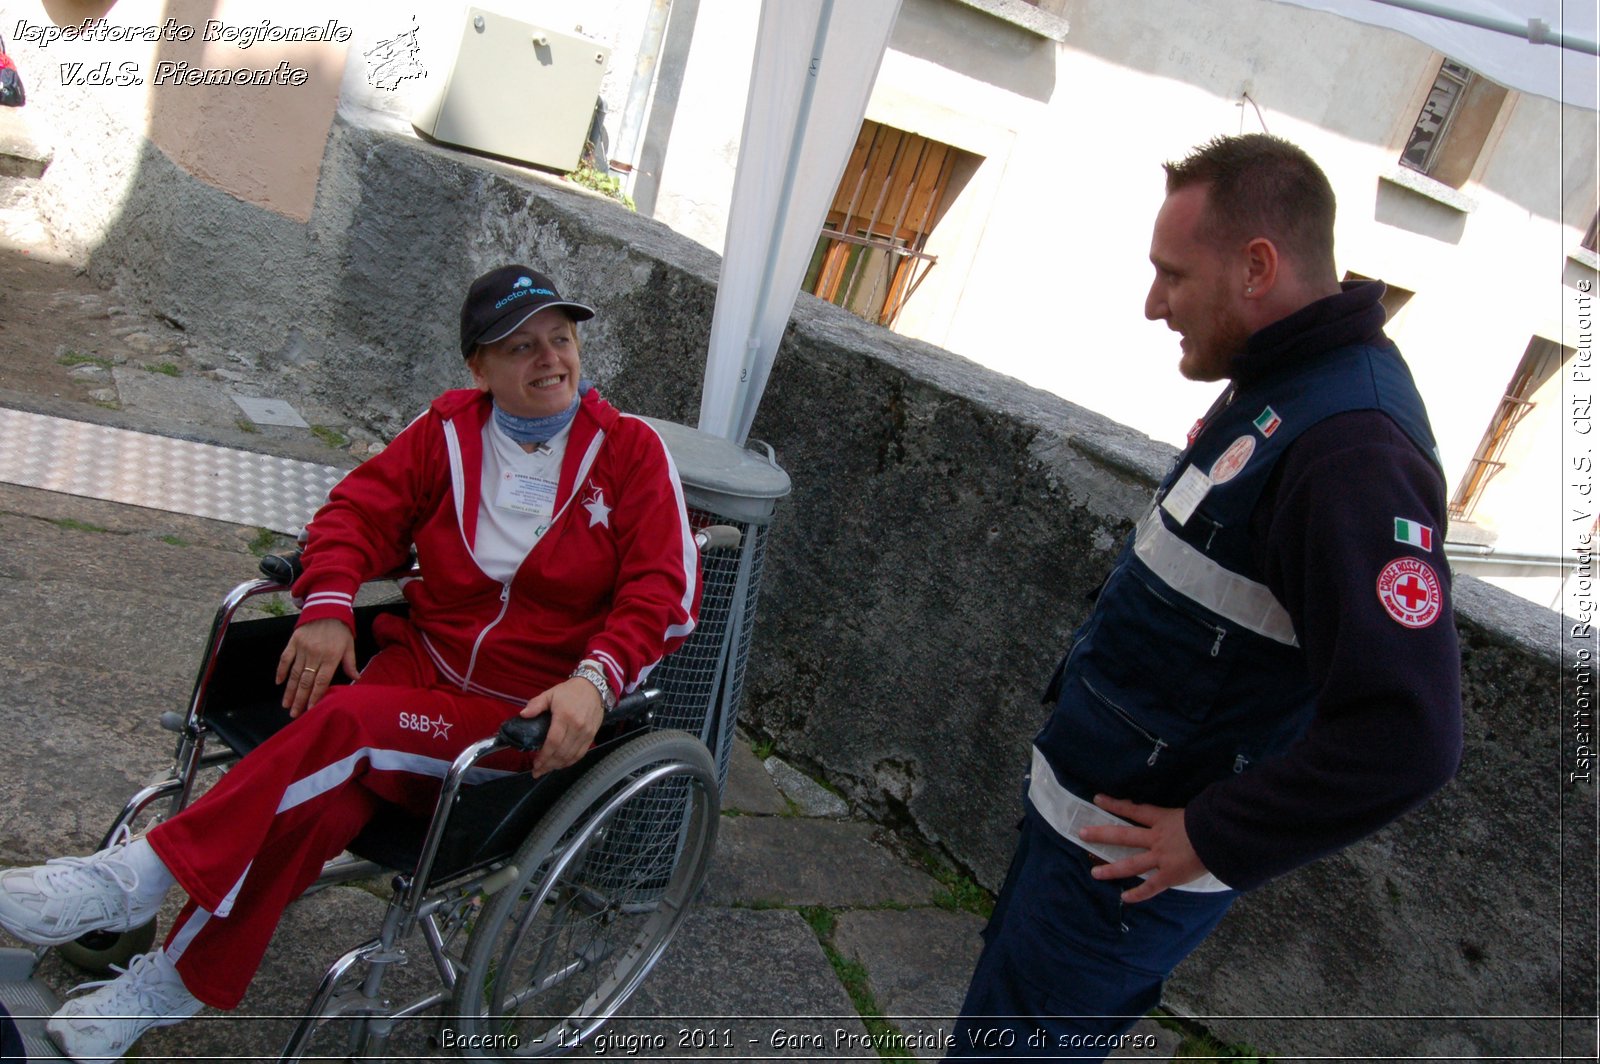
<box><xmin>642</xmin><ymin>417</ymin><xmax>791</xmax><ymax>523</ymax></box>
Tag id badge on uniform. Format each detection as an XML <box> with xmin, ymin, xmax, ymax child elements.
<box><xmin>1160</xmin><ymin>465</ymin><xmax>1211</xmax><ymax>527</ymax></box>
<box><xmin>495</xmin><ymin>472</ymin><xmax>557</xmax><ymax>520</ymax></box>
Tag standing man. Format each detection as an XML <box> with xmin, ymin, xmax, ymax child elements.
<box><xmin>951</xmin><ymin>134</ymin><xmax>1462</xmax><ymax>1059</ymax></box>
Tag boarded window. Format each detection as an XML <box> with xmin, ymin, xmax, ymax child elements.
<box><xmin>1450</xmin><ymin>337</ymin><xmax>1568</xmax><ymax>521</ymax></box>
<box><xmin>1400</xmin><ymin>59</ymin><xmax>1508</xmax><ymax>189</ymax></box>
<box><xmin>802</xmin><ymin>121</ymin><xmax>979</xmax><ymax>328</ymax></box>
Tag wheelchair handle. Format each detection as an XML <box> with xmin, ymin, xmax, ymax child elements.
<box><xmin>498</xmin><ymin>687</ymin><xmax>663</xmax><ymax>751</ymax></box>
<box><xmin>259</xmin><ymin>549</ymin><xmax>304</xmax><ymax>585</ymax></box>
<box><xmin>695</xmin><ymin>525</ymin><xmax>742</xmax><ymax>552</ymax></box>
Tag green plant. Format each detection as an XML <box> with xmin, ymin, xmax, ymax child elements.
<box><xmin>146</xmin><ymin>362</ymin><xmax>181</xmax><ymax>377</ymax></box>
<box><xmin>798</xmin><ymin>905</ymin><xmax>835</xmax><ymax>939</ymax></box>
<box><xmin>310</xmin><ymin>425</ymin><xmax>349</xmax><ymax>449</ymax></box>
<box><xmin>247</xmin><ymin>527</ymin><xmax>281</xmax><ymax>556</ymax></box>
<box><xmin>52</xmin><ymin>517</ymin><xmax>109</xmax><ymax>534</ymax></box>
<box><xmin>910</xmin><ymin>849</ymin><xmax>994</xmax><ymax>918</ymax></box>
<box><xmin>159</xmin><ymin>534</ymin><xmax>189</xmax><ymax>548</ymax></box>
<box><xmin>567</xmin><ymin>164</ymin><xmax>636</xmax><ymax>211</ymax></box>
<box><xmin>798</xmin><ymin>906</ymin><xmax>913</xmax><ymax>1061</ymax></box>
<box><xmin>730</xmin><ymin>898</ymin><xmax>786</xmax><ymax>911</ymax></box>
<box><xmin>58</xmin><ymin>352</ymin><xmax>112</xmax><ymax>369</ymax></box>
<box><xmin>751</xmin><ymin>739</ymin><xmax>776</xmax><ymax>761</ymax></box>
<box><xmin>1174</xmin><ymin>1031</ymin><xmax>1271</xmax><ymax>1061</ymax></box>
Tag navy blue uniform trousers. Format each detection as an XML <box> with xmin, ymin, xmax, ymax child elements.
<box><xmin>949</xmin><ymin>808</ymin><xmax>1234</xmax><ymax>1061</ymax></box>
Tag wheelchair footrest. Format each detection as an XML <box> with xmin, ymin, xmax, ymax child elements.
<box><xmin>0</xmin><ymin>947</ymin><xmax>65</xmax><ymax>1059</ymax></box>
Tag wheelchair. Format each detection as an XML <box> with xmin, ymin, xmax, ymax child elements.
<box><xmin>55</xmin><ymin>527</ymin><xmax>740</xmax><ymax>1061</ymax></box>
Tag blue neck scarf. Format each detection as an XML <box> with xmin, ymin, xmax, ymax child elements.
<box><xmin>493</xmin><ymin>391</ymin><xmax>581</xmax><ymax>446</ymax></box>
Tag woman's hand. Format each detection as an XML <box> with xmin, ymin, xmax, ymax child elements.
<box><xmin>275</xmin><ymin>618</ymin><xmax>360</xmax><ymax>717</ymax></box>
<box><xmin>521</xmin><ymin>676</ymin><xmax>606</xmax><ymax>777</ymax></box>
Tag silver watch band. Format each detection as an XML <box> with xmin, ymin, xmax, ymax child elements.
<box><xmin>572</xmin><ymin>660</ymin><xmax>616</xmax><ymax>712</ymax></box>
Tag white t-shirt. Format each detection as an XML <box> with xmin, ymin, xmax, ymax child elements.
<box><xmin>474</xmin><ymin>419</ymin><xmax>572</xmax><ymax>584</ymax></box>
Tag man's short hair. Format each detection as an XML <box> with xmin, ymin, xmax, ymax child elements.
<box><xmin>1163</xmin><ymin>134</ymin><xmax>1337</xmax><ymax>279</ymax></box>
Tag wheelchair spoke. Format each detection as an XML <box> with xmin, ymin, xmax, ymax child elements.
<box><xmin>452</xmin><ymin>731</ymin><xmax>720</xmax><ymax>1058</ymax></box>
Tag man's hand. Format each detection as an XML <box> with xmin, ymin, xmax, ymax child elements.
<box><xmin>1078</xmin><ymin>795</ymin><xmax>1210</xmax><ymax>903</ymax></box>
<box><xmin>276</xmin><ymin>618</ymin><xmax>360</xmax><ymax>717</ymax></box>
<box><xmin>521</xmin><ymin>676</ymin><xmax>605</xmax><ymax>777</ymax></box>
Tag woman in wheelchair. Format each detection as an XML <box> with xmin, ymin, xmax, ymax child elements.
<box><xmin>0</xmin><ymin>265</ymin><xmax>702</xmax><ymax>1060</ymax></box>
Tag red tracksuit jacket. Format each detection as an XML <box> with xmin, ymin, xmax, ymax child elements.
<box><xmin>292</xmin><ymin>385</ymin><xmax>700</xmax><ymax>700</ymax></box>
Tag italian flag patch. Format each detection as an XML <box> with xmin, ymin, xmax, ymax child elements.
<box><xmin>1253</xmin><ymin>406</ymin><xmax>1281</xmax><ymax>437</ymax></box>
<box><xmin>1394</xmin><ymin>517</ymin><xmax>1434</xmax><ymax>551</ymax></box>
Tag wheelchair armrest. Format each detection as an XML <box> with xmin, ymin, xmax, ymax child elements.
<box><xmin>258</xmin><ymin>549</ymin><xmax>422</xmax><ymax>587</ymax></box>
<box><xmin>498</xmin><ymin>688</ymin><xmax>663</xmax><ymax>751</ymax></box>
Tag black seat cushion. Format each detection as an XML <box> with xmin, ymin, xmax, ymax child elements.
<box><xmin>195</xmin><ymin>605</ymin><xmax>624</xmax><ymax>886</ymax></box>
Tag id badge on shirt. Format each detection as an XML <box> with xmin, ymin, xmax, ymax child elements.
<box><xmin>1160</xmin><ymin>464</ymin><xmax>1212</xmax><ymax>527</ymax></box>
<box><xmin>495</xmin><ymin>472</ymin><xmax>557</xmax><ymax>520</ymax></box>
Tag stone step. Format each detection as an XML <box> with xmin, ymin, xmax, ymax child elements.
<box><xmin>707</xmin><ymin>815</ymin><xmax>943</xmax><ymax>908</ymax></box>
<box><xmin>0</xmin><ymin>107</ymin><xmax>49</xmax><ymax>180</ymax></box>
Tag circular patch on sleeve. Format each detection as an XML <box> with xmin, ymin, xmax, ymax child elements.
<box><xmin>1207</xmin><ymin>435</ymin><xmax>1256</xmax><ymax>485</ymax></box>
<box><xmin>1376</xmin><ymin>557</ymin><xmax>1443</xmax><ymax>628</ymax></box>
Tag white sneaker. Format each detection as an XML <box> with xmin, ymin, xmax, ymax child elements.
<box><xmin>46</xmin><ymin>950</ymin><xmax>202</xmax><ymax>1062</ymax></box>
<box><xmin>0</xmin><ymin>829</ymin><xmax>163</xmax><ymax>946</ymax></box>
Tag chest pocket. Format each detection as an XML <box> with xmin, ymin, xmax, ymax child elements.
<box><xmin>1041</xmin><ymin>562</ymin><xmax>1244</xmax><ymax>802</ymax></box>
<box><xmin>1072</xmin><ymin>562</ymin><xmax>1240</xmax><ymax>722</ymax></box>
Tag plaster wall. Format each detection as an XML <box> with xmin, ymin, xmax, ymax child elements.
<box><xmin>641</xmin><ymin>0</ymin><xmax>1597</xmax><ymax>608</ymax></box>
<box><xmin>986</xmin><ymin>1</ymin><xmax>1590</xmax><ymax>493</ymax></box>
<box><xmin>23</xmin><ymin>81</ymin><xmax>1590</xmax><ymax>1051</ymax></box>
<box><xmin>646</xmin><ymin>0</ymin><xmax>759</xmax><ymax>256</ymax></box>
<box><xmin>8</xmin><ymin>0</ymin><xmax>346</xmax><ymax>223</ymax></box>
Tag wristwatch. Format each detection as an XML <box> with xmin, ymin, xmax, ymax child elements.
<box><xmin>571</xmin><ymin>659</ymin><xmax>617</xmax><ymax>712</ymax></box>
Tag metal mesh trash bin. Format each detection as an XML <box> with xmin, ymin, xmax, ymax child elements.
<box><xmin>641</xmin><ymin>418</ymin><xmax>791</xmax><ymax>791</ymax></box>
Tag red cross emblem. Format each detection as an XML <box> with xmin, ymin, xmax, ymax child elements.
<box><xmin>1377</xmin><ymin>557</ymin><xmax>1443</xmax><ymax>628</ymax></box>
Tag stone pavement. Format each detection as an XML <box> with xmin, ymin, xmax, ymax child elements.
<box><xmin>0</xmin><ymin>478</ymin><xmax>1178</xmax><ymax>1061</ymax></box>
<box><xmin>0</xmin><ymin>167</ymin><xmax>1183</xmax><ymax>1061</ymax></box>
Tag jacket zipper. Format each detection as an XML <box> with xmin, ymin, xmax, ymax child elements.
<box><xmin>1143</xmin><ymin>579</ymin><xmax>1228</xmax><ymax>658</ymax></box>
<box><xmin>1082</xmin><ymin>676</ymin><xmax>1168</xmax><ymax>766</ymax></box>
<box><xmin>461</xmin><ymin>582</ymin><xmax>512</xmax><ymax>692</ymax></box>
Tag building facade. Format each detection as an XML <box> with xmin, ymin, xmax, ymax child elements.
<box><xmin>637</xmin><ymin>0</ymin><xmax>1596</xmax><ymax>613</ymax></box>
<box><xmin>10</xmin><ymin>0</ymin><xmax>1596</xmax><ymax>610</ymax></box>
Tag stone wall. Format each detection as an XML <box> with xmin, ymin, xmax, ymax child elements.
<box><xmin>38</xmin><ymin>113</ymin><xmax>1594</xmax><ymax>1058</ymax></box>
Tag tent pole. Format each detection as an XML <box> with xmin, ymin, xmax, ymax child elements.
<box><xmin>1368</xmin><ymin>0</ymin><xmax>1599</xmax><ymax>54</ymax></box>
<box><xmin>729</xmin><ymin>0</ymin><xmax>836</xmax><ymax>444</ymax></box>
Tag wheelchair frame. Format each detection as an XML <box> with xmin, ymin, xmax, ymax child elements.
<box><xmin>72</xmin><ymin>561</ymin><xmax>723</xmax><ymax>1061</ymax></box>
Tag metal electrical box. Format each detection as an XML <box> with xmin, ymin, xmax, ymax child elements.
<box><xmin>412</xmin><ymin>8</ymin><xmax>609</xmax><ymax>172</ymax></box>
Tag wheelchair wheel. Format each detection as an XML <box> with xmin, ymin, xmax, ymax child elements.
<box><xmin>452</xmin><ymin>729</ymin><xmax>718</xmax><ymax>1058</ymax></box>
<box><xmin>57</xmin><ymin>920</ymin><xmax>159</xmax><ymax>975</ymax></box>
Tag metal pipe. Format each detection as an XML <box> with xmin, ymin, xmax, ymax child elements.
<box><xmin>1367</xmin><ymin>0</ymin><xmax>1599</xmax><ymax>55</ymax></box>
<box><xmin>1444</xmin><ymin>544</ymin><xmax>1576</xmax><ymax>571</ymax></box>
<box><xmin>616</xmin><ymin>0</ymin><xmax>675</xmax><ymax>186</ymax></box>
<box><xmin>400</xmin><ymin>736</ymin><xmax>503</xmax><ymax>923</ymax></box>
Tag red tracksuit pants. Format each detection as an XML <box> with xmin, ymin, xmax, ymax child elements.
<box><xmin>146</xmin><ymin>635</ymin><xmax>537</xmax><ymax>1009</ymax></box>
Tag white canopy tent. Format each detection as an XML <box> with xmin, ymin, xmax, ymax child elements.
<box><xmin>696</xmin><ymin>0</ymin><xmax>1598</xmax><ymax>444</ymax></box>
<box><xmin>695</xmin><ymin>0</ymin><xmax>901</xmax><ymax>445</ymax></box>
<box><xmin>1275</xmin><ymin>0</ymin><xmax>1599</xmax><ymax>109</ymax></box>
